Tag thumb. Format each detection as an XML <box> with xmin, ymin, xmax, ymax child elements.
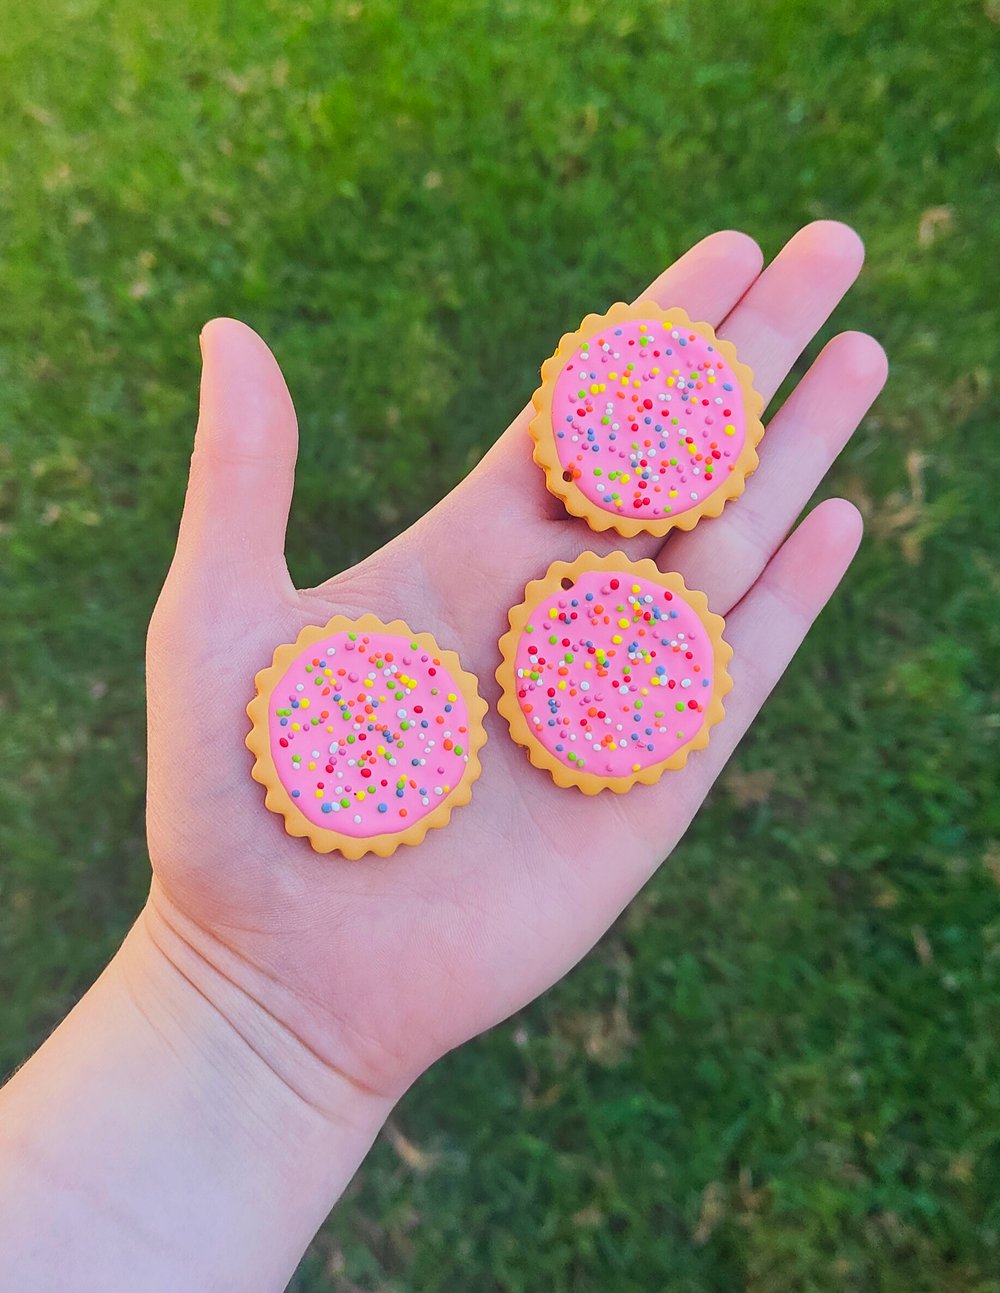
<box><xmin>169</xmin><ymin>317</ymin><xmax>298</xmax><ymax>603</ymax></box>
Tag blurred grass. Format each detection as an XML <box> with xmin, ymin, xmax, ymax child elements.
<box><xmin>1</xmin><ymin>0</ymin><xmax>999</xmax><ymax>1289</ymax></box>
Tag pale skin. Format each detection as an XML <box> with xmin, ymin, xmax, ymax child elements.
<box><xmin>0</xmin><ymin>223</ymin><xmax>887</xmax><ymax>1291</ymax></box>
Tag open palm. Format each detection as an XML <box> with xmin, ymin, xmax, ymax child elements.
<box><xmin>145</xmin><ymin>223</ymin><xmax>886</xmax><ymax>1105</ymax></box>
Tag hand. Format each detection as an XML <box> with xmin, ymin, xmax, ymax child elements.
<box><xmin>145</xmin><ymin>222</ymin><xmax>887</xmax><ymax>1109</ymax></box>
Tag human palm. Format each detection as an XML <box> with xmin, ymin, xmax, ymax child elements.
<box><xmin>145</xmin><ymin>224</ymin><xmax>886</xmax><ymax>1103</ymax></box>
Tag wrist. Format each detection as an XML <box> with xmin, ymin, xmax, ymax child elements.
<box><xmin>0</xmin><ymin>896</ymin><xmax>393</xmax><ymax>1292</ymax></box>
<box><xmin>132</xmin><ymin>890</ymin><xmax>396</xmax><ymax>1132</ymax></box>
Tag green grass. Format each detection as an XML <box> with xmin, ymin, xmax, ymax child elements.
<box><xmin>2</xmin><ymin>0</ymin><xmax>999</xmax><ymax>1288</ymax></box>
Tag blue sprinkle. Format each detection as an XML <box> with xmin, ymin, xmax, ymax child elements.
<box><xmin>292</xmin><ymin>789</ymin><xmax>300</xmax><ymax>798</ymax></box>
<box><xmin>378</xmin><ymin>803</ymin><xmax>387</xmax><ymax>813</ymax></box>
<box><xmin>321</xmin><ymin>802</ymin><xmax>332</xmax><ymax>814</ymax></box>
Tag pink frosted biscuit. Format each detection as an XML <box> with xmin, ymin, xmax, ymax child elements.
<box><xmin>497</xmin><ymin>554</ymin><xmax>732</xmax><ymax>794</ymax></box>
<box><xmin>530</xmin><ymin>302</ymin><xmax>764</xmax><ymax>537</ymax></box>
<box><xmin>247</xmin><ymin>616</ymin><xmax>487</xmax><ymax>857</ymax></box>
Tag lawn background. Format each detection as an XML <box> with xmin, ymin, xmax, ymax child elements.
<box><xmin>1</xmin><ymin>1</ymin><xmax>999</xmax><ymax>1289</ymax></box>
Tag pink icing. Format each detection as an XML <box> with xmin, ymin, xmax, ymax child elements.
<box><xmin>550</xmin><ymin>317</ymin><xmax>746</xmax><ymax>520</ymax></box>
<box><xmin>267</xmin><ymin>630</ymin><xmax>472</xmax><ymax>838</ymax></box>
<box><xmin>512</xmin><ymin>569</ymin><xmax>715</xmax><ymax>778</ymax></box>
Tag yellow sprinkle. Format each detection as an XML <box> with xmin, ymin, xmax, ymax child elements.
<box><xmin>291</xmin><ymin>722</ymin><xmax>301</xmax><ymax>731</ymax></box>
<box><xmin>356</xmin><ymin>791</ymin><xmax>365</xmax><ymax>801</ymax></box>
<box><xmin>612</xmin><ymin>634</ymin><xmax>623</xmax><ymax>645</ymax></box>
<box><xmin>667</xmin><ymin>377</ymin><xmax>675</xmax><ymax>387</ymax></box>
<box><xmin>447</xmin><ymin>692</ymin><xmax>457</xmax><ymax>702</ymax></box>
<box><xmin>632</xmin><ymin>584</ymin><xmax>641</xmax><ymax>593</ymax></box>
<box><xmin>549</xmin><ymin>608</ymin><xmax>558</xmax><ymax>618</ymax></box>
<box><xmin>618</xmin><ymin>618</ymin><xmax>629</xmax><ymax>629</ymax></box>
<box><xmin>315</xmin><ymin>789</ymin><xmax>323</xmax><ymax>798</ymax></box>
<box><xmin>300</xmin><ymin>698</ymin><xmax>309</xmax><ymax>709</ymax></box>
<box><xmin>609</xmin><ymin>371</ymin><xmax>618</xmax><ymax>380</ymax></box>
<box><xmin>725</xmin><ymin>424</ymin><xmax>736</xmax><ymax>436</ymax></box>
<box><xmin>308</xmin><ymin>761</ymin><xmax>315</xmax><ymax>770</ymax></box>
